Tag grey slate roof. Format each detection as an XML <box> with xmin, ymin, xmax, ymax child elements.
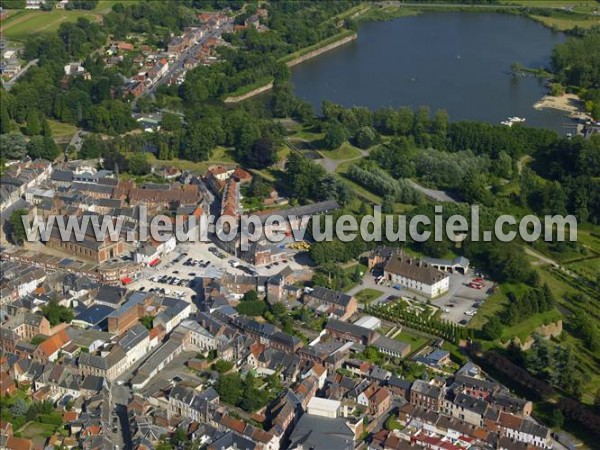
<box><xmin>308</xmin><ymin>286</ymin><xmax>353</xmax><ymax>307</ymax></box>
<box><xmin>288</xmin><ymin>413</ymin><xmax>354</xmax><ymax>450</ymax></box>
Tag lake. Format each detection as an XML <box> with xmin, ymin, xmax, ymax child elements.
<box><xmin>292</xmin><ymin>12</ymin><xmax>572</xmax><ymax>133</ymax></box>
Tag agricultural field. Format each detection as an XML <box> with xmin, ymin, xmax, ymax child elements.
<box><xmin>0</xmin><ymin>0</ymin><xmax>138</xmax><ymax>42</ymax></box>
<box><xmin>1</xmin><ymin>9</ymin><xmax>103</xmax><ymax>42</ymax></box>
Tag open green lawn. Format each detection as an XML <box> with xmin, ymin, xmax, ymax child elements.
<box><xmin>530</xmin><ymin>14</ymin><xmax>600</xmax><ymax>30</ymax></box>
<box><xmin>355</xmin><ymin>288</ymin><xmax>384</xmax><ymax>304</ymax></box>
<box><xmin>321</xmin><ymin>142</ymin><xmax>362</xmax><ymax>161</ymax></box>
<box><xmin>2</xmin><ymin>9</ymin><xmax>103</xmax><ymax>41</ymax></box>
<box><xmin>499</xmin><ymin>0</ymin><xmax>600</xmax><ymax>30</ymax></box>
<box><xmin>394</xmin><ymin>329</ymin><xmax>430</xmax><ymax>354</ymax></box>
<box><xmin>19</xmin><ymin>422</ymin><xmax>56</xmax><ymax>440</ymax></box>
<box><xmin>47</xmin><ymin>120</ymin><xmax>78</xmax><ymax>141</ymax></box>
<box><xmin>499</xmin><ymin>308</ymin><xmax>563</xmax><ymax>343</ymax></box>
<box><xmin>501</xmin><ymin>0</ymin><xmax>599</xmax><ymax>10</ymax></box>
<box><xmin>289</xmin><ymin>129</ymin><xmax>325</xmax><ymax>142</ymax></box>
<box><xmin>467</xmin><ymin>282</ymin><xmax>528</xmax><ymax>330</ymax></box>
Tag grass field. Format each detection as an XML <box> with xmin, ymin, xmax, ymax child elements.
<box><xmin>47</xmin><ymin>119</ymin><xmax>78</xmax><ymax>141</ymax></box>
<box><xmin>0</xmin><ymin>0</ymin><xmax>137</xmax><ymax>42</ymax></box>
<box><xmin>19</xmin><ymin>422</ymin><xmax>56</xmax><ymax>440</ymax></box>
<box><xmin>2</xmin><ymin>9</ymin><xmax>102</xmax><ymax>41</ymax></box>
<box><xmin>355</xmin><ymin>288</ymin><xmax>384</xmax><ymax>304</ymax></box>
<box><xmin>500</xmin><ymin>0</ymin><xmax>600</xmax><ymax>30</ymax></box>
<box><xmin>394</xmin><ymin>330</ymin><xmax>430</xmax><ymax>354</ymax></box>
<box><xmin>321</xmin><ymin>142</ymin><xmax>362</xmax><ymax>161</ymax></box>
<box><xmin>499</xmin><ymin>308</ymin><xmax>563</xmax><ymax>343</ymax></box>
<box><xmin>467</xmin><ymin>282</ymin><xmax>527</xmax><ymax>330</ymax></box>
<box><xmin>501</xmin><ymin>0</ymin><xmax>599</xmax><ymax>8</ymax></box>
<box><xmin>530</xmin><ymin>14</ymin><xmax>600</xmax><ymax>30</ymax></box>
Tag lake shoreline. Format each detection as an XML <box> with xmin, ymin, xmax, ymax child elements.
<box><xmin>222</xmin><ymin>32</ymin><xmax>358</xmax><ymax>103</ymax></box>
<box><xmin>533</xmin><ymin>93</ymin><xmax>591</xmax><ymax>121</ymax></box>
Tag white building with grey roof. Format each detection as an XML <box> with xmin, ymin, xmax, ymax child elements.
<box><xmin>384</xmin><ymin>252</ymin><xmax>450</xmax><ymax>298</ymax></box>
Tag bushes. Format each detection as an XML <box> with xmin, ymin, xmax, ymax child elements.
<box><xmin>482</xmin><ymin>316</ymin><xmax>503</xmax><ymax>340</ymax></box>
<box><xmin>236</xmin><ymin>300</ymin><xmax>267</xmax><ymax>317</ymax></box>
<box><xmin>569</xmin><ymin>311</ymin><xmax>600</xmax><ymax>352</ymax></box>
<box><xmin>346</xmin><ymin>164</ymin><xmax>422</xmax><ymax>204</ymax></box>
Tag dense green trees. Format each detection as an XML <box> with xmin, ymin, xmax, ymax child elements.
<box><xmin>66</xmin><ymin>0</ymin><xmax>99</xmax><ymax>10</ymax></box>
<box><xmin>215</xmin><ymin>371</ymin><xmax>273</xmax><ymax>412</ymax></box>
<box><xmin>8</xmin><ymin>209</ymin><xmax>28</xmax><ymax>245</ymax></box>
<box><xmin>102</xmin><ymin>1</ymin><xmax>196</xmax><ymax>41</ymax></box>
<box><xmin>526</xmin><ymin>335</ymin><xmax>585</xmax><ymax>399</ymax></box>
<box><xmin>570</xmin><ymin>311</ymin><xmax>600</xmax><ymax>352</ymax></box>
<box><xmin>502</xmin><ymin>285</ymin><xmax>555</xmax><ymax>326</ymax></box>
<box><xmin>482</xmin><ymin>315</ymin><xmax>503</xmax><ymax>340</ymax></box>
<box><xmin>283</xmin><ymin>152</ymin><xmax>353</xmax><ymax>205</ymax></box>
<box><xmin>552</xmin><ymin>25</ymin><xmax>600</xmax><ymax>89</ymax></box>
<box><xmin>41</xmin><ymin>298</ymin><xmax>74</xmax><ymax>326</ymax></box>
<box><xmin>531</xmin><ymin>136</ymin><xmax>600</xmax><ymax>224</ymax></box>
<box><xmin>1</xmin><ymin>134</ymin><xmax>27</xmax><ymax>159</ymax></box>
<box><xmin>245</xmin><ymin>137</ymin><xmax>279</xmax><ymax>169</ymax></box>
<box><xmin>237</xmin><ymin>290</ymin><xmax>267</xmax><ymax>316</ymax></box>
<box><xmin>26</xmin><ymin>136</ymin><xmax>60</xmax><ymax>161</ymax></box>
<box><xmin>354</xmin><ymin>126</ymin><xmax>379</xmax><ymax>149</ymax></box>
<box><xmin>324</xmin><ymin>120</ymin><xmax>348</xmax><ymax>150</ymax></box>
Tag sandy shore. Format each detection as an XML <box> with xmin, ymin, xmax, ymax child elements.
<box><xmin>533</xmin><ymin>93</ymin><xmax>589</xmax><ymax>119</ymax></box>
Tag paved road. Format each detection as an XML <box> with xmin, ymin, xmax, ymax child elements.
<box><xmin>524</xmin><ymin>247</ymin><xmax>558</xmax><ymax>267</ymax></box>
<box><xmin>406</xmin><ymin>179</ymin><xmax>459</xmax><ymax>203</ymax></box>
<box><xmin>66</xmin><ymin>130</ymin><xmax>88</xmax><ymax>155</ymax></box>
<box><xmin>2</xmin><ymin>59</ymin><xmax>38</xmax><ymax>90</ymax></box>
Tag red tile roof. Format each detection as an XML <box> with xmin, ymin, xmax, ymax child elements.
<box><xmin>37</xmin><ymin>329</ymin><xmax>70</xmax><ymax>359</ymax></box>
<box><xmin>62</xmin><ymin>411</ymin><xmax>79</xmax><ymax>422</ymax></box>
<box><xmin>221</xmin><ymin>415</ymin><xmax>246</xmax><ymax>434</ymax></box>
<box><xmin>498</xmin><ymin>411</ymin><xmax>523</xmax><ymax>430</ymax></box>
<box><xmin>5</xmin><ymin>436</ymin><xmax>33</xmax><ymax>450</ymax></box>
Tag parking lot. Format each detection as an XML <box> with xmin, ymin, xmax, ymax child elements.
<box><xmin>430</xmin><ymin>270</ymin><xmax>495</xmax><ymax>325</ymax></box>
<box><xmin>126</xmin><ymin>241</ymin><xmax>312</xmax><ymax>302</ymax></box>
<box><xmin>353</xmin><ymin>268</ymin><xmax>495</xmax><ymax>326</ymax></box>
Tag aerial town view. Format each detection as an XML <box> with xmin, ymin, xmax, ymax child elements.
<box><xmin>0</xmin><ymin>0</ymin><xmax>599</xmax><ymax>449</ymax></box>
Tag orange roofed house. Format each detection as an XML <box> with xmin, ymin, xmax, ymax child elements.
<box><xmin>34</xmin><ymin>328</ymin><xmax>71</xmax><ymax>363</ymax></box>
